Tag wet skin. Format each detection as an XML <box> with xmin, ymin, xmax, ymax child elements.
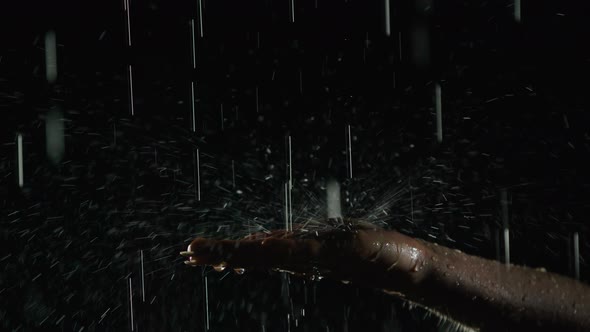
<box><xmin>181</xmin><ymin>225</ymin><xmax>590</xmax><ymax>331</ymax></box>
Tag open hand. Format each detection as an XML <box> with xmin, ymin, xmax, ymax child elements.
<box><xmin>180</xmin><ymin>224</ymin><xmax>433</xmax><ymax>293</ymax></box>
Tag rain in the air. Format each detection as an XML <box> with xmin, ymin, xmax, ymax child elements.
<box><xmin>1</xmin><ymin>0</ymin><xmax>590</xmax><ymax>331</ymax></box>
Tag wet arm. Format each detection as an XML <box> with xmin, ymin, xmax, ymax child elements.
<box><xmin>352</xmin><ymin>230</ymin><xmax>590</xmax><ymax>331</ymax></box>
<box><xmin>411</xmin><ymin>240</ymin><xmax>590</xmax><ymax>331</ymax></box>
<box><xmin>182</xmin><ymin>229</ymin><xmax>590</xmax><ymax>331</ymax></box>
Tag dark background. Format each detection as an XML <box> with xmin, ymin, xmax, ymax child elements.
<box><xmin>1</xmin><ymin>0</ymin><xmax>590</xmax><ymax>331</ymax></box>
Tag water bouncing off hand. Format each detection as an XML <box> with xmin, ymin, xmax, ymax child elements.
<box><xmin>181</xmin><ymin>221</ymin><xmax>590</xmax><ymax>331</ymax></box>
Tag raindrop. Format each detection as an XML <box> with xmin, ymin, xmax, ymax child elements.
<box><xmin>44</xmin><ymin>30</ymin><xmax>58</xmax><ymax>83</ymax></box>
<box><xmin>16</xmin><ymin>133</ymin><xmax>24</xmax><ymax>188</ymax></box>
<box><xmin>46</xmin><ymin>107</ymin><xmax>65</xmax><ymax>165</ymax></box>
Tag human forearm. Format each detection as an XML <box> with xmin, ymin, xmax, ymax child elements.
<box><xmin>334</xmin><ymin>229</ymin><xmax>590</xmax><ymax>330</ymax></box>
<box><xmin>182</xmin><ymin>227</ymin><xmax>590</xmax><ymax>331</ymax></box>
<box><xmin>406</xmin><ymin>241</ymin><xmax>590</xmax><ymax>331</ymax></box>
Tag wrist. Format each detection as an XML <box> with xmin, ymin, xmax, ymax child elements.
<box><xmin>354</xmin><ymin>230</ymin><xmax>435</xmax><ymax>291</ymax></box>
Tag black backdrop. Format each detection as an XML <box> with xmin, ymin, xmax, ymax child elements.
<box><xmin>2</xmin><ymin>0</ymin><xmax>590</xmax><ymax>331</ymax></box>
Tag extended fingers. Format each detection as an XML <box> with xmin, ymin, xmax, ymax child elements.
<box><xmin>182</xmin><ymin>236</ymin><xmax>323</xmax><ymax>270</ymax></box>
<box><xmin>181</xmin><ymin>228</ymin><xmax>433</xmax><ymax>289</ymax></box>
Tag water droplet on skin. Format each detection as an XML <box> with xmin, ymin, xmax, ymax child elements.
<box><xmin>431</xmin><ymin>256</ymin><xmax>438</xmax><ymax>262</ymax></box>
<box><xmin>341</xmin><ymin>280</ymin><xmax>350</xmax><ymax>284</ymax></box>
<box><xmin>234</xmin><ymin>268</ymin><xmax>245</xmax><ymax>275</ymax></box>
<box><xmin>213</xmin><ymin>264</ymin><xmax>226</xmax><ymax>272</ymax></box>
<box><xmin>447</xmin><ymin>264</ymin><xmax>455</xmax><ymax>270</ymax></box>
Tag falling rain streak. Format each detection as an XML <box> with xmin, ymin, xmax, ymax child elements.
<box><xmin>124</xmin><ymin>0</ymin><xmax>134</xmax><ymax>116</ymax></box>
<box><xmin>435</xmin><ymin>83</ymin><xmax>442</xmax><ymax>143</ymax></box>
<box><xmin>346</xmin><ymin>125</ymin><xmax>353</xmax><ymax>179</ymax></box>
<box><xmin>514</xmin><ymin>0</ymin><xmax>521</xmax><ymax>23</ymax></box>
<box><xmin>128</xmin><ymin>65</ymin><xmax>135</xmax><ymax>116</ymax></box>
<box><xmin>326</xmin><ymin>180</ymin><xmax>342</xmax><ymax>219</ymax></box>
<box><xmin>285</xmin><ymin>136</ymin><xmax>293</xmax><ymax>232</ymax></box>
<box><xmin>128</xmin><ymin>277</ymin><xmax>134</xmax><ymax>331</ymax></box>
<box><xmin>284</xmin><ymin>182</ymin><xmax>292</xmax><ymax>231</ymax></box>
<box><xmin>194</xmin><ymin>149</ymin><xmax>201</xmax><ymax>201</ymax></box>
<box><xmin>190</xmin><ymin>11</ymin><xmax>198</xmax><ymax>134</ymax></box>
<box><xmin>501</xmin><ymin>189</ymin><xmax>510</xmax><ymax>265</ymax></box>
<box><xmin>16</xmin><ymin>133</ymin><xmax>24</xmax><ymax>188</ymax></box>
<box><xmin>203</xmin><ymin>270</ymin><xmax>210</xmax><ymax>330</ymax></box>
<box><xmin>190</xmin><ymin>19</ymin><xmax>197</xmax><ymax>69</ymax></box>
<box><xmin>124</xmin><ymin>0</ymin><xmax>132</xmax><ymax>46</ymax></box>
<box><xmin>44</xmin><ymin>30</ymin><xmax>58</xmax><ymax>83</ymax></box>
<box><xmin>384</xmin><ymin>0</ymin><xmax>391</xmax><ymax>36</ymax></box>
<box><xmin>46</xmin><ymin>108</ymin><xmax>65</xmax><ymax>165</ymax></box>
<box><xmin>573</xmin><ymin>232</ymin><xmax>580</xmax><ymax>280</ymax></box>
<box><xmin>197</xmin><ymin>0</ymin><xmax>204</xmax><ymax>37</ymax></box>
<box><xmin>140</xmin><ymin>250</ymin><xmax>145</xmax><ymax>302</ymax></box>
<box><xmin>289</xmin><ymin>0</ymin><xmax>295</xmax><ymax>23</ymax></box>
